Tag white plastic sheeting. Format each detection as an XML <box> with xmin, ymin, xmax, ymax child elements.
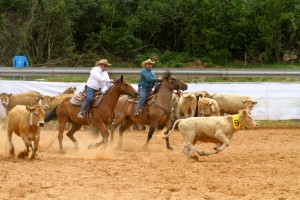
<box><xmin>0</xmin><ymin>80</ymin><xmax>299</xmax><ymax>120</ymax></box>
<box><xmin>187</xmin><ymin>83</ymin><xmax>300</xmax><ymax>120</ymax></box>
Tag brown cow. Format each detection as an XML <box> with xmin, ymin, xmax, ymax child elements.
<box><xmin>7</xmin><ymin>105</ymin><xmax>45</xmax><ymax>159</ymax></box>
<box><xmin>163</xmin><ymin>109</ymin><xmax>257</xmax><ymax>159</ymax></box>
<box><xmin>39</xmin><ymin>95</ymin><xmax>55</xmax><ymax>110</ymax></box>
<box><xmin>42</xmin><ymin>94</ymin><xmax>74</xmax><ymax>114</ymax></box>
<box><xmin>0</xmin><ymin>91</ymin><xmax>42</xmax><ymax>115</ymax></box>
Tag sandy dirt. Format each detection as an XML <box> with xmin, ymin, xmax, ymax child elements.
<box><xmin>0</xmin><ymin>124</ymin><xmax>299</xmax><ymax>200</ymax></box>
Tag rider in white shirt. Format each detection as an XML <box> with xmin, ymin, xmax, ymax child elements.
<box><xmin>77</xmin><ymin>59</ymin><xmax>114</xmax><ymax>119</ymax></box>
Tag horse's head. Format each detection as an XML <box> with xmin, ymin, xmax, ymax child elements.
<box><xmin>0</xmin><ymin>92</ymin><xmax>12</xmax><ymax>107</ymax></box>
<box><xmin>159</xmin><ymin>71</ymin><xmax>187</xmax><ymax>91</ymax></box>
<box><xmin>114</xmin><ymin>75</ymin><xmax>138</xmax><ymax>98</ymax></box>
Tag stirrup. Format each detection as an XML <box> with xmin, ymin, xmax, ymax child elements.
<box><xmin>134</xmin><ymin>109</ymin><xmax>141</xmax><ymax>117</ymax></box>
<box><xmin>77</xmin><ymin>112</ymin><xmax>85</xmax><ymax>119</ymax></box>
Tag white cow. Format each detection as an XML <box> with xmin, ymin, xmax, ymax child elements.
<box><xmin>162</xmin><ymin>109</ymin><xmax>257</xmax><ymax>158</ymax></box>
<box><xmin>191</xmin><ymin>91</ymin><xmax>212</xmax><ymax>98</ymax></box>
<box><xmin>198</xmin><ymin>97</ymin><xmax>220</xmax><ymax>116</ymax></box>
<box><xmin>212</xmin><ymin>93</ymin><xmax>257</xmax><ymax>116</ymax></box>
<box><xmin>178</xmin><ymin>92</ymin><xmax>197</xmax><ymax>118</ymax></box>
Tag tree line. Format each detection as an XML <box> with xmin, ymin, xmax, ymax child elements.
<box><xmin>0</xmin><ymin>0</ymin><xmax>299</xmax><ymax>67</ymax></box>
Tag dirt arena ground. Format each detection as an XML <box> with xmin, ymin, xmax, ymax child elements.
<box><xmin>0</xmin><ymin>124</ymin><xmax>299</xmax><ymax>200</ymax></box>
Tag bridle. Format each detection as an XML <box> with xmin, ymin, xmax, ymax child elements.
<box><xmin>160</xmin><ymin>77</ymin><xmax>182</xmax><ymax>91</ymax></box>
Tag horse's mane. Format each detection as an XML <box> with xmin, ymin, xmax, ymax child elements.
<box><xmin>153</xmin><ymin>71</ymin><xmax>172</xmax><ymax>94</ymax></box>
<box><xmin>104</xmin><ymin>75</ymin><xmax>123</xmax><ymax>94</ymax></box>
<box><xmin>163</xmin><ymin>70</ymin><xmax>172</xmax><ymax>79</ymax></box>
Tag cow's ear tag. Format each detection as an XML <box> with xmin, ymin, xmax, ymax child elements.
<box><xmin>232</xmin><ymin>115</ymin><xmax>241</xmax><ymax>129</ymax></box>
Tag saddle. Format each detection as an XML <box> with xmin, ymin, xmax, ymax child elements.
<box><xmin>70</xmin><ymin>89</ymin><xmax>104</xmax><ymax>107</ymax></box>
<box><xmin>127</xmin><ymin>93</ymin><xmax>155</xmax><ymax>105</ymax></box>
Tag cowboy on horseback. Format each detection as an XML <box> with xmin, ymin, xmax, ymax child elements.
<box><xmin>134</xmin><ymin>58</ymin><xmax>158</xmax><ymax>117</ymax></box>
<box><xmin>77</xmin><ymin>59</ymin><xmax>114</xmax><ymax>119</ymax></box>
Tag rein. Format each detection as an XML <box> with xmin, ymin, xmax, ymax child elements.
<box><xmin>147</xmin><ymin>81</ymin><xmax>176</xmax><ymax>119</ymax></box>
<box><xmin>160</xmin><ymin>80</ymin><xmax>175</xmax><ymax>91</ymax></box>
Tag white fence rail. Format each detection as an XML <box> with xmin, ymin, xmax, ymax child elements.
<box><xmin>0</xmin><ymin>80</ymin><xmax>299</xmax><ymax>120</ymax></box>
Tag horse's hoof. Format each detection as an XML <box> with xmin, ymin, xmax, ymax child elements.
<box><xmin>10</xmin><ymin>151</ymin><xmax>15</xmax><ymax>157</ymax></box>
<box><xmin>114</xmin><ymin>146</ymin><xmax>122</xmax><ymax>151</ymax></box>
<box><xmin>142</xmin><ymin>145</ymin><xmax>149</xmax><ymax>151</ymax></box>
<box><xmin>189</xmin><ymin>155</ymin><xmax>199</xmax><ymax>161</ymax></box>
<box><xmin>18</xmin><ymin>151</ymin><xmax>28</xmax><ymax>159</ymax></box>
<box><xmin>167</xmin><ymin>146</ymin><xmax>174</xmax><ymax>151</ymax></box>
<box><xmin>58</xmin><ymin>150</ymin><xmax>65</xmax><ymax>154</ymax></box>
<box><xmin>198</xmin><ymin>152</ymin><xmax>205</xmax><ymax>156</ymax></box>
<box><xmin>87</xmin><ymin>143</ymin><xmax>94</xmax><ymax>149</ymax></box>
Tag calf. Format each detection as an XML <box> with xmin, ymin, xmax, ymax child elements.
<box><xmin>191</xmin><ymin>91</ymin><xmax>212</xmax><ymax>98</ymax></box>
<box><xmin>178</xmin><ymin>92</ymin><xmax>197</xmax><ymax>118</ymax></box>
<box><xmin>42</xmin><ymin>93</ymin><xmax>73</xmax><ymax>114</ymax></box>
<box><xmin>163</xmin><ymin>109</ymin><xmax>257</xmax><ymax>158</ymax></box>
<box><xmin>7</xmin><ymin>105</ymin><xmax>45</xmax><ymax>159</ymax></box>
<box><xmin>0</xmin><ymin>91</ymin><xmax>42</xmax><ymax>115</ymax></box>
<box><xmin>39</xmin><ymin>95</ymin><xmax>55</xmax><ymax>110</ymax></box>
<box><xmin>212</xmin><ymin>93</ymin><xmax>257</xmax><ymax>115</ymax></box>
<box><xmin>62</xmin><ymin>87</ymin><xmax>76</xmax><ymax>94</ymax></box>
<box><xmin>198</xmin><ymin>97</ymin><xmax>220</xmax><ymax>116</ymax></box>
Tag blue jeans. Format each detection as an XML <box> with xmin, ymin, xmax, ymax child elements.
<box><xmin>136</xmin><ymin>86</ymin><xmax>152</xmax><ymax>110</ymax></box>
<box><xmin>80</xmin><ymin>87</ymin><xmax>96</xmax><ymax>113</ymax></box>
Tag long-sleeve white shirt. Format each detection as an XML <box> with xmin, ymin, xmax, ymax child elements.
<box><xmin>86</xmin><ymin>66</ymin><xmax>111</xmax><ymax>91</ymax></box>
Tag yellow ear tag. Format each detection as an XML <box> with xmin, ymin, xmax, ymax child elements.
<box><xmin>232</xmin><ymin>115</ymin><xmax>241</xmax><ymax>129</ymax></box>
<box><xmin>51</xmin><ymin>100</ymin><xmax>54</xmax><ymax>106</ymax></box>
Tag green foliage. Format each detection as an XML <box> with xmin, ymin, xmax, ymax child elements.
<box><xmin>0</xmin><ymin>0</ymin><xmax>300</xmax><ymax>66</ymax></box>
<box><xmin>159</xmin><ymin>51</ymin><xmax>190</xmax><ymax>68</ymax></box>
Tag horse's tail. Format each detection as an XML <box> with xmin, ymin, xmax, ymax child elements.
<box><xmin>44</xmin><ymin>105</ymin><xmax>58</xmax><ymax>122</ymax></box>
<box><xmin>162</xmin><ymin>119</ymin><xmax>182</xmax><ymax>139</ymax></box>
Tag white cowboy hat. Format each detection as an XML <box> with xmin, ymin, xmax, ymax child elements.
<box><xmin>96</xmin><ymin>59</ymin><xmax>112</xmax><ymax>66</ymax></box>
<box><xmin>141</xmin><ymin>59</ymin><xmax>155</xmax><ymax>67</ymax></box>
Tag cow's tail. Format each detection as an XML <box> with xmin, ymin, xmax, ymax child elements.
<box><xmin>162</xmin><ymin>119</ymin><xmax>182</xmax><ymax>139</ymax></box>
<box><xmin>44</xmin><ymin>105</ymin><xmax>58</xmax><ymax>122</ymax></box>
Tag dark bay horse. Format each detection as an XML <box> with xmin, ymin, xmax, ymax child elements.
<box><xmin>44</xmin><ymin>75</ymin><xmax>138</xmax><ymax>151</ymax></box>
<box><xmin>110</xmin><ymin>71</ymin><xmax>188</xmax><ymax>150</ymax></box>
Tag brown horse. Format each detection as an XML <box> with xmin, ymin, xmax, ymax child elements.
<box><xmin>110</xmin><ymin>71</ymin><xmax>188</xmax><ymax>150</ymax></box>
<box><xmin>44</xmin><ymin>75</ymin><xmax>138</xmax><ymax>151</ymax></box>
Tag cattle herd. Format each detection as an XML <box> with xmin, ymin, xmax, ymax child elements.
<box><xmin>0</xmin><ymin>85</ymin><xmax>258</xmax><ymax>160</ymax></box>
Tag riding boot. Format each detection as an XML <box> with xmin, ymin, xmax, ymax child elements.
<box><xmin>134</xmin><ymin>108</ymin><xmax>142</xmax><ymax>117</ymax></box>
<box><xmin>77</xmin><ymin>112</ymin><xmax>85</xmax><ymax>119</ymax></box>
